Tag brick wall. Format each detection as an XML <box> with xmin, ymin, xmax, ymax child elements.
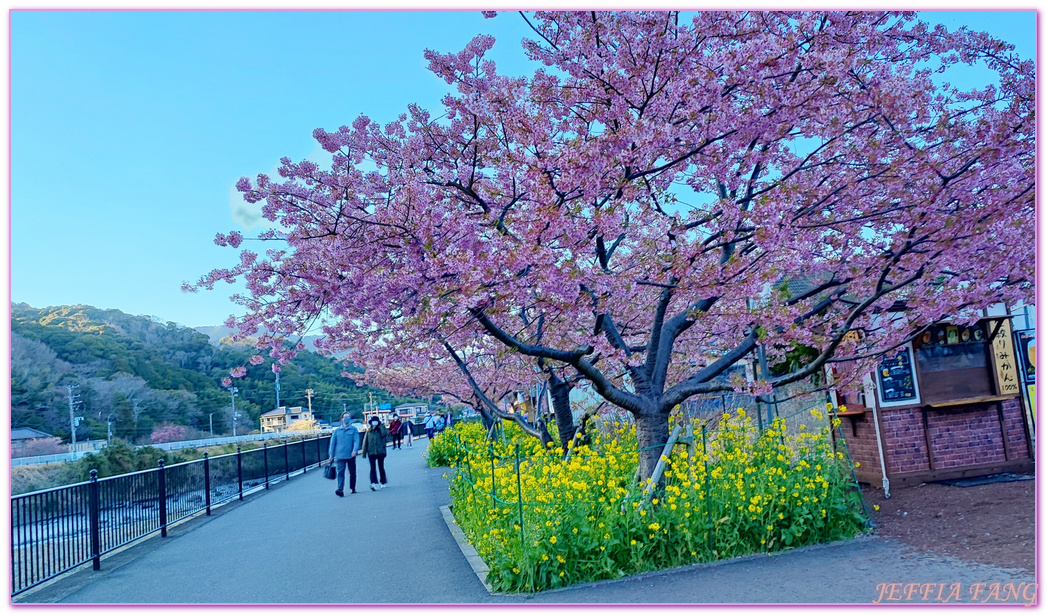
<box><xmin>834</xmin><ymin>413</ymin><xmax>882</xmax><ymax>479</ymax></box>
<box><xmin>926</xmin><ymin>404</ymin><xmax>1006</xmax><ymax>469</ymax></box>
<box><xmin>1002</xmin><ymin>398</ymin><xmax>1030</xmax><ymax>459</ymax></box>
<box><xmin>877</xmin><ymin>398</ymin><xmax>1030</xmax><ymax>475</ymax></box>
<box><xmin>880</xmin><ymin>408</ymin><xmax>931</xmax><ymax>474</ymax></box>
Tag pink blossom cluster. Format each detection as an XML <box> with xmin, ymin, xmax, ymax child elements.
<box><xmin>192</xmin><ymin>11</ymin><xmax>1033</xmax><ymax>468</ymax></box>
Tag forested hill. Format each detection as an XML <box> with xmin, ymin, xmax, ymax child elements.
<box><xmin>11</xmin><ymin>303</ymin><xmax>414</xmax><ymax>444</ymax></box>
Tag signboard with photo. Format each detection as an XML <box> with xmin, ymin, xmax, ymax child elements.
<box><xmin>876</xmin><ymin>344</ymin><xmax>921</xmax><ymax>407</ymax></box>
<box><xmin>1015</xmin><ymin>330</ymin><xmax>1035</xmax><ymax>383</ymax></box>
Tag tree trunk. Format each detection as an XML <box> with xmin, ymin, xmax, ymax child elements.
<box><xmin>536</xmin><ymin>417</ymin><xmax>555</xmax><ymax>448</ymax></box>
<box><xmin>473</xmin><ymin>394</ymin><xmax>495</xmax><ymax>431</ymax></box>
<box><xmin>634</xmin><ymin>411</ymin><xmax>669</xmax><ymax>485</ymax></box>
<box><xmin>549</xmin><ymin>378</ymin><xmax>575</xmax><ymax>452</ymax></box>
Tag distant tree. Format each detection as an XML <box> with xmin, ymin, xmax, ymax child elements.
<box><xmin>12</xmin><ymin>437</ymin><xmax>66</xmax><ymax>458</ymax></box>
<box><xmin>151</xmin><ymin>423</ymin><xmax>189</xmax><ymax>444</ymax></box>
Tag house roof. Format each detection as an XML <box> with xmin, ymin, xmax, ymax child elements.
<box><xmin>260</xmin><ymin>406</ymin><xmax>308</xmax><ymax>417</ymax></box>
<box><xmin>12</xmin><ymin>427</ymin><xmax>53</xmax><ymax>440</ymax></box>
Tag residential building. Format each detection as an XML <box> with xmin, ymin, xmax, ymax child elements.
<box><xmin>260</xmin><ymin>406</ymin><xmax>314</xmax><ymax>433</ymax></box>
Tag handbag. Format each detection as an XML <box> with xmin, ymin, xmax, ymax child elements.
<box><xmin>324</xmin><ymin>463</ymin><xmax>337</xmax><ymax>480</ymax></box>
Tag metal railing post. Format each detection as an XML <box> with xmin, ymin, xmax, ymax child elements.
<box><xmin>158</xmin><ymin>459</ymin><xmax>167</xmax><ymax>538</ymax></box>
<box><xmin>515</xmin><ymin>444</ymin><xmax>525</xmax><ymax>559</ymax></box>
<box><xmin>89</xmin><ymin>469</ymin><xmax>100</xmax><ymax>570</ymax></box>
<box><xmin>237</xmin><ymin>446</ymin><xmax>244</xmax><ymax>501</ymax></box>
<box><xmin>301</xmin><ymin>438</ymin><xmax>307</xmax><ymax>473</ymax></box>
<box><xmin>264</xmin><ymin>443</ymin><xmax>270</xmax><ymax>489</ymax></box>
<box><xmin>203</xmin><ymin>453</ymin><xmax>212</xmax><ymax>516</ymax></box>
<box><xmin>316</xmin><ymin>436</ymin><xmax>321</xmax><ymax>466</ymax></box>
<box><xmin>489</xmin><ymin>445</ymin><xmax>496</xmax><ymax>510</ymax></box>
<box><xmin>702</xmin><ymin>425</ymin><xmax>714</xmax><ymax>555</ymax></box>
<box><xmin>284</xmin><ymin>440</ymin><xmax>290</xmax><ymax>481</ymax></box>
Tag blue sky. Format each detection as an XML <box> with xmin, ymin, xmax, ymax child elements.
<box><xmin>9</xmin><ymin>10</ymin><xmax>1037</xmax><ymax>328</ymax></box>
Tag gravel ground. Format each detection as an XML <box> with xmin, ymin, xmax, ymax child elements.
<box><xmin>864</xmin><ymin>478</ymin><xmax>1035</xmax><ymax>573</ymax></box>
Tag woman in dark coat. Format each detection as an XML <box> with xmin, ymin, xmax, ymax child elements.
<box><xmin>361</xmin><ymin>416</ymin><xmax>389</xmax><ymax>490</ymax></box>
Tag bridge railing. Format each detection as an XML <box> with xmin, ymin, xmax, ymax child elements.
<box><xmin>10</xmin><ymin>435</ymin><xmax>332</xmax><ymax>597</ymax></box>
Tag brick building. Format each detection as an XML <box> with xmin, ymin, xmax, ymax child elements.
<box><xmin>832</xmin><ymin>314</ymin><xmax>1033</xmax><ymax>492</ymax></box>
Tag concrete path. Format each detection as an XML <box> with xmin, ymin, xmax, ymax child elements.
<box><xmin>19</xmin><ymin>439</ymin><xmax>1035</xmax><ymax>605</ymax></box>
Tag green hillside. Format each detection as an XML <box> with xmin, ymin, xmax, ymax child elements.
<box><xmin>11</xmin><ymin>303</ymin><xmax>419</xmax><ymax>444</ymax></box>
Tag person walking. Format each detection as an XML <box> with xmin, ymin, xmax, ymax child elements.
<box><xmin>327</xmin><ymin>413</ymin><xmax>362</xmax><ymax>497</ymax></box>
<box><xmin>424</xmin><ymin>413</ymin><xmax>436</xmax><ymax>441</ymax></box>
<box><xmin>403</xmin><ymin>417</ymin><xmax>414</xmax><ymax>447</ymax></box>
<box><xmin>361</xmin><ymin>415</ymin><xmax>389</xmax><ymax>490</ymax></box>
<box><xmin>434</xmin><ymin>413</ymin><xmax>446</xmax><ymax>436</ymax></box>
<box><xmin>389</xmin><ymin>415</ymin><xmax>403</xmax><ymax>450</ymax></box>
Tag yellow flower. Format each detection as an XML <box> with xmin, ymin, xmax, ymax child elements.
<box><xmin>549</xmin><ymin>536</ymin><xmax>557</xmax><ymax>544</ymax></box>
<box><xmin>854</xmin><ymin>462</ymin><xmax>861</xmax><ymax>467</ymax></box>
<box><xmin>873</xmin><ymin>504</ymin><xmax>880</xmax><ymax>511</ymax></box>
<box><xmin>648</xmin><ymin>522</ymin><xmax>661</xmax><ymax>531</ymax></box>
<box><xmin>559</xmin><ymin>571</ymin><xmax>565</xmax><ymax>577</ymax></box>
<box><xmin>631</xmin><ymin>539</ymin><xmax>637</xmax><ymax>545</ymax></box>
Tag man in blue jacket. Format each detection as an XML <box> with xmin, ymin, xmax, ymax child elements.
<box><xmin>328</xmin><ymin>413</ymin><xmax>363</xmax><ymax>496</ymax></box>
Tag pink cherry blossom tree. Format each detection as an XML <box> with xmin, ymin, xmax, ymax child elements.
<box><xmin>151</xmin><ymin>423</ymin><xmax>189</xmax><ymax>444</ymax></box>
<box><xmin>194</xmin><ymin>11</ymin><xmax>1034</xmax><ymax>480</ymax></box>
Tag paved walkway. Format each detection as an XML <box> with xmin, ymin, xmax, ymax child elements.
<box><xmin>20</xmin><ymin>439</ymin><xmax>1036</xmax><ymax>604</ymax></box>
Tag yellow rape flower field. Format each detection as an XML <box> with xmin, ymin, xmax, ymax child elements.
<box><xmin>427</xmin><ymin>410</ymin><xmax>868</xmax><ymax>593</ymax></box>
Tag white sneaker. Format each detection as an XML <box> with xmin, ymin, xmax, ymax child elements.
<box><xmin>370</xmin><ymin>483</ymin><xmax>377</xmax><ymax>491</ymax></box>
<box><xmin>378</xmin><ymin>483</ymin><xmax>384</xmax><ymax>490</ymax></box>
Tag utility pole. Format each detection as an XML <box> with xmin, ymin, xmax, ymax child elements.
<box><xmin>67</xmin><ymin>384</ymin><xmax>81</xmax><ymax>452</ymax></box>
<box><xmin>230</xmin><ymin>387</ymin><xmax>239</xmax><ymax>437</ymax></box>
<box><xmin>209</xmin><ymin>413</ymin><xmax>214</xmax><ymax>436</ymax></box>
<box><xmin>274</xmin><ymin>370</ymin><xmax>281</xmax><ymax>409</ymax></box>
<box><xmin>106</xmin><ymin>414</ymin><xmax>115</xmax><ymax>446</ymax></box>
<box><xmin>305</xmin><ymin>388</ymin><xmax>314</xmax><ymax>413</ymax></box>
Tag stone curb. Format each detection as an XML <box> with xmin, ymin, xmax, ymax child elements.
<box><xmin>439</xmin><ymin>505</ymin><xmax>498</xmax><ymax>595</ymax></box>
<box><xmin>438</xmin><ymin>500</ymin><xmax>881</xmax><ymax>599</ymax></box>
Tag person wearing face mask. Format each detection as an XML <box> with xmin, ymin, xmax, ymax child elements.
<box><xmin>327</xmin><ymin>412</ymin><xmax>362</xmax><ymax>497</ymax></box>
<box><xmin>361</xmin><ymin>415</ymin><xmax>389</xmax><ymax>490</ymax></box>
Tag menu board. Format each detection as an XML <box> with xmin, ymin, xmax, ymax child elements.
<box><xmin>876</xmin><ymin>346</ymin><xmax>920</xmax><ymax>407</ymax></box>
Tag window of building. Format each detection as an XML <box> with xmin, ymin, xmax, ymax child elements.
<box><xmin>914</xmin><ymin>322</ymin><xmax>993</xmax><ymax>402</ymax></box>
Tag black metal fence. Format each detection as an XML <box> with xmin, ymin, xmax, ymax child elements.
<box><xmin>11</xmin><ymin>435</ymin><xmax>331</xmax><ymax>597</ymax></box>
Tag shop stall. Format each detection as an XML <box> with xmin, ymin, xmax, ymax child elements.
<box><xmin>832</xmin><ymin>316</ymin><xmax>1032</xmax><ymax>492</ymax></box>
